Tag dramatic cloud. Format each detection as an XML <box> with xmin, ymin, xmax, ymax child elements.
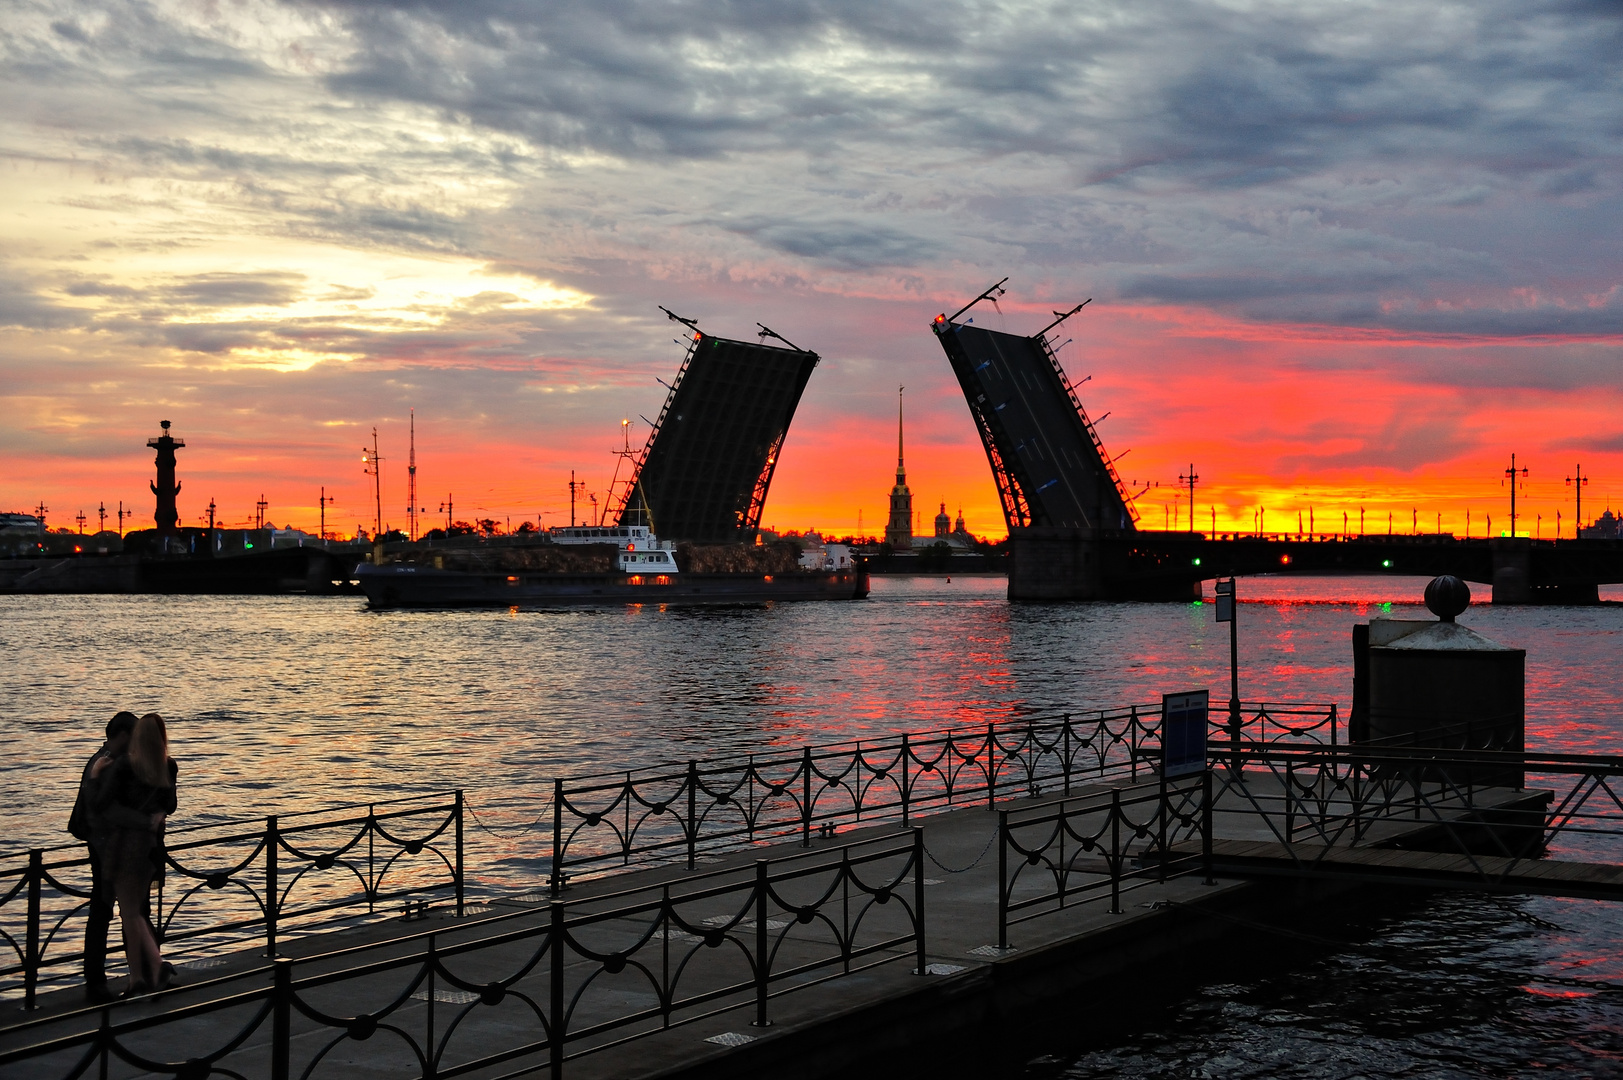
<box><xmin>1</xmin><ymin>0</ymin><xmax>1620</xmax><ymax>534</ymax></box>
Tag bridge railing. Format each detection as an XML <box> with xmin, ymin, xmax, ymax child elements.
<box><xmin>0</xmin><ymin>830</ymin><xmax>926</xmax><ymax>1080</ymax></box>
<box><xmin>0</xmin><ymin>793</ymin><xmax>463</xmax><ymax>1008</ymax></box>
<box><xmin>550</xmin><ymin>701</ymin><xmax>1336</xmax><ymax>891</ymax></box>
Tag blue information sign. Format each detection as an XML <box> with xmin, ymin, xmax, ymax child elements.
<box><xmin>1162</xmin><ymin>690</ymin><xmax>1210</xmax><ymax>778</ymax></box>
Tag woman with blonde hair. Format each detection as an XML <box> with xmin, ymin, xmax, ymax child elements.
<box><xmin>92</xmin><ymin>712</ymin><xmax>178</xmax><ymax>993</ymax></box>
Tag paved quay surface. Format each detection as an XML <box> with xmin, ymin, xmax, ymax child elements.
<box><xmin>0</xmin><ymin>772</ymin><xmax>1537</xmax><ymax>1079</ymax></box>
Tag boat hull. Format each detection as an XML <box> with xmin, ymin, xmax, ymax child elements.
<box><xmin>356</xmin><ymin>564</ymin><xmax>869</xmax><ymax>609</ymax></box>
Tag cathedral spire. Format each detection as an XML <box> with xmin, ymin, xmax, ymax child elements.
<box><xmin>885</xmin><ymin>384</ymin><xmax>913</xmax><ymax>549</ymax></box>
<box><xmin>896</xmin><ymin>384</ymin><xmax>906</xmax><ymax>481</ymax></box>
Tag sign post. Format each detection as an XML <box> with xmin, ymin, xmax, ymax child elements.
<box><xmin>1215</xmin><ymin>578</ymin><xmax>1241</xmax><ymax>766</ymax></box>
<box><xmin>1161</xmin><ymin>690</ymin><xmax>1210</xmax><ymax>778</ymax></box>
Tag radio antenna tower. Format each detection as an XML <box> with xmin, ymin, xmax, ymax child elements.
<box><xmin>606</xmin><ymin>419</ymin><xmax>646</xmax><ymax>526</ymax></box>
<box><xmin>407</xmin><ymin>409</ymin><xmax>418</xmax><ymax>542</ymax></box>
<box><xmin>362</xmin><ymin>428</ymin><xmax>383</xmax><ymax>539</ymax></box>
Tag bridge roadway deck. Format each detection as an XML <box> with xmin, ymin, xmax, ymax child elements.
<box><xmin>0</xmin><ymin>773</ymin><xmax>1561</xmax><ymax>1080</ymax></box>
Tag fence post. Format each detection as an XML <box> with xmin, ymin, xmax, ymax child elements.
<box><xmin>1229</xmin><ymin>701</ymin><xmax>1242</xmax><ymax>774</ymax></box>
<box><xmin>551</xmin><ymin>779</ymin><xmax>565</xmax><ymax>896</ymax></box>
<box><xmin>368</xmin><ymin>803</ymin><xmax>377</xmax><ymax>911</ymax></box>
<box><xmin>987</xmin><ymin>724</ymin><xmax>997</xmax><ymax>808</ymax></box>
<box><xmin>996</xmin><ymin>810</ymin><xmax>1009</xmax><ymax>951</ymax></box>
<box><xmin>425</xmin><ymin>935</ymin><xmax>438</xmax><ymax>1080</ymax></box>
<box><xmin>1157</xmin><ymin>769</ymin><xmax>1168</xmax><ymax>883</ymax></box>
<box><xmin>271</xmin><ymin>956</ymin><xmax>293</xmax><ymax>1080</ymax></box>
<box><xmin>549</xmin><ymin>902</ymin><xmax>566</xmax><ymax>1077</ymax></box>
<box><xmin>1285</xmin><ymin>760</ymin><xmax>1295</xmax><ymax>841</ymax></box>
<box><xmin>1062</xmin><ymin>715</ymin><xmax>1072</xmax><ymax>795</ymax></box>
<box><xmin>688</xmin><ymin>761</ymin><xmax>700</xmax><ymax>867</ymax></box>
<box><xmin>913</xmin><ymin>827</ymin><xmax>927</xmax><ymax>975</ymax></box>
<box><xmin>23</xmin><ymin>849</ymin><xmax>41</xmax><ymax>1010</ymax></box>
<box><xmin>753</xmin><ymin>860</ymin><xmax>770</xmax><ymax>1028</ymax></box>
<box><xmin>1026</xmin><ymin>718</ymin><xmax>1037</xmax><ymax>796</ymax></box>
<box><xmin>1202</xmin><ymin>768</ymin><xmax>1215</xmax><ymax>886</ymax></box>
<box><xmin>801</xmin><ymin>749</ymin><xmax>813</xmax><ymax>848</ymax></box>
<box><xmin>1130</xmin><ymin>707</ymin><xmax>1139</xmax><ymax>780</ymax></box>
<box><xmin>901</xmin><ymin>734</ymin><xmax>911</xmax><ymax>828</ymax></box>
<box><xmin>95</xmin><ymin>1004</ymin><xmax>112</xmax><ymax>1077</ymax></box>
<box><xmin>1110</xmin><ymin>790</ymin><xmax>1122</xmax><ymax>915</ymax></box>
<box><xmin>854</xmin><ymin>742</ymin><xmax>863</xmax><ymax>821</ymax></box>
<box><xmin>265</xmin><ymin>816</ymin><xmax>279</xmax><ymax>958</ymax></box>
<box><xmin>746</xmin><ymin>756</ymin><xmax>755</xmax><ymax>840</ymax></box>
<box><xmin>454</xmin><ymin>790</ymin><xmax>465</xmax><ymax>918</ymax></box>
<box><xmin>1328</xmin><ymin>702</ymin><xmax>1338</xmax><ymax>748</ymax></box>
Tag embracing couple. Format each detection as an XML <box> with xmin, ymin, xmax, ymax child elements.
<box><xmin>69</xmin><ymin>711</ymin><xmax>179</xmax><ymax>1003</ymax></box>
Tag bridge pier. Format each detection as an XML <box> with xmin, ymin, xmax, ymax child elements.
<box><xmin>1490</xmin><ymin>538</ymin><xmax>1531</xmax><ymax>604</ymax></box>
<box><xmin>1009</xmin><ymin>527</ymin><xmax>1102</xmax><ymax>600</ymax></box>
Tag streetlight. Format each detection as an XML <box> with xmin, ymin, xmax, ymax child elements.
<box><xmin>1566</xmin><ymin>465</ymin><xmax>1589</xmax><ymax>539</ymax></box>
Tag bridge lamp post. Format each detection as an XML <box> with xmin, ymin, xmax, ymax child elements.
<box><xmin>1179</xmin><ymin>465</ymin><xmax>1199</xmax><ymax>535</ymax></box>
<box><xmin>1215</xmin><ymin>578</ymin><xmax>1240</xmax><ymax>764</ymax></box>
<box><xmin>1566</xmin><ymin>465</ymin><xmax>1589</xmax><ymax>538</ymax></box>
<box><xmin>1504</xmin><ymin>454</ymin><xmax>1528</xmax><ymax>537</ymax></box>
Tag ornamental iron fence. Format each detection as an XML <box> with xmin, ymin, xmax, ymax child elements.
<box><xmin>4</xmin><ymin>701</ymin><xmax>1338</xmax><ymax>1009</ymax></box>
<box><xmin>550</xmin><ymin>701</ymin><xmax>1333</xmax><ymax>892</ymax></box>
<box><xmin>0</xmin><ymin>829</ymin><xmax>925</xmax><ymax>1080</ymax></box>
<box><xmin>0</xmin><ymin>793</ymin><xmax>463</xmax><ymax>1008</ymax></box>
<box><xmin>1199</xmin><ymin>745</ymin><xmax>1623</xmax><ymax>895</ymax></box>
<box><xmin>997</xmin><ymin>771</ymin><xmax>1213</xmax><ymax>948</ymax></box>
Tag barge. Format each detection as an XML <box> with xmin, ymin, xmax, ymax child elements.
<box><xmin>356</xmin><ymin>525</ymin><xmax>868</xmax><ymax>609</ymax></box>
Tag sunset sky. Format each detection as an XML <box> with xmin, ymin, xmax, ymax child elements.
<box><xmin>3</xmin><ymin>0</ymin><xmax>1620</xmax><ymax>541</ymax></box>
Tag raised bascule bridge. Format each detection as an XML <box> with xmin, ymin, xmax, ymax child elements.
<box><xmin>615</xmin><ymin>310</ymin><xmax>819</xmax><ymax>543</ymax></box>
<box><xmin>930</xmin><ymin>280</ymin><xmax>1623</xmax><ymax>603</ymax></box>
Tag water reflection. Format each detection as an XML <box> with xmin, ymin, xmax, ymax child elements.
<box><xmin>1030</xmin><ymin>891</ymin><xmax>1623</xmax><ymax>1079</ymax></box>
<box><xmin>3</xmin><ymin>577</ymin><xmax>1621</xmax><ymax>1073</ymax></box>
<box><xmin>3</xmin><ymin>576</ymin><xmax>1620</xmax><ymax>853</ymax></box>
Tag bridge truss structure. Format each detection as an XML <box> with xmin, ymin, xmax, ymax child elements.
<box><xmin>617</xmin><ymin>313</ymin><xmax>819</xmax><ymax>543</ymax></box>
<box><xmin>931</xmin><ymin>281</ymin><xmax>1137</xmax><ymax>533</ymax></box>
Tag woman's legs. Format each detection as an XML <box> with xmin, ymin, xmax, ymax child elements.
<box><xmin>114</xmin><ymin>873</ymin><xmax>161</xmax><ymax>988</ymax></box>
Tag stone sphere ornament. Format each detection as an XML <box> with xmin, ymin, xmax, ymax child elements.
<box><xmin>1424</xmin><ymin>575</ymin><xmax>1471</xmax><ymax>622</ymax></box>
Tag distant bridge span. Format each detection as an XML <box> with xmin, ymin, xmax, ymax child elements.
<box><xmin>1016</xmin><ymin>529</ymin><xmax>1623</xmax><ymax>603</ymax></box>
<box><xmin>929</xmin><ymin>283</ymin><xmax>1623</xmax><ymax>603</ymax></box>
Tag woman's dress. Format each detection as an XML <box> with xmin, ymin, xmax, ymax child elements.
<box><xmin>95</xmin><ymin>758</ymin><xmax>178</xmax><ymax>893</ymax></box>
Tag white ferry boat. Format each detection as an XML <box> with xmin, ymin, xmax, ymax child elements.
<box><xmin>549</xmin><ymin>525</ymin><xmax>680</xmax><ymax>574</ymax></box>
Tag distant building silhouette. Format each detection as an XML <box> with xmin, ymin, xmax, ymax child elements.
<box><xmin>147</xmin><ymin>420</ymin><xmax>184</xmax><ymax>541</ymax></box>
<box><xmin>885</xmin><ymin>387</ymin><xmax>913</xmax><ymax>550</ymax></box>
<box><xmin>926</xmin><ymin>501</ymin><xmax>978</xmax><ymax>550</ymax></box>
<box><xmin>1580</xmin><ymin>509</ymin><xmax>1619</xmax><ymax>539</ymax></box>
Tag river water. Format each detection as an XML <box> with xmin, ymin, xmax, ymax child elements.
<box><xmin>2</xmin><ymin>575</ymin><xmax>1620</xmax><ymax>1075</ymax></box>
